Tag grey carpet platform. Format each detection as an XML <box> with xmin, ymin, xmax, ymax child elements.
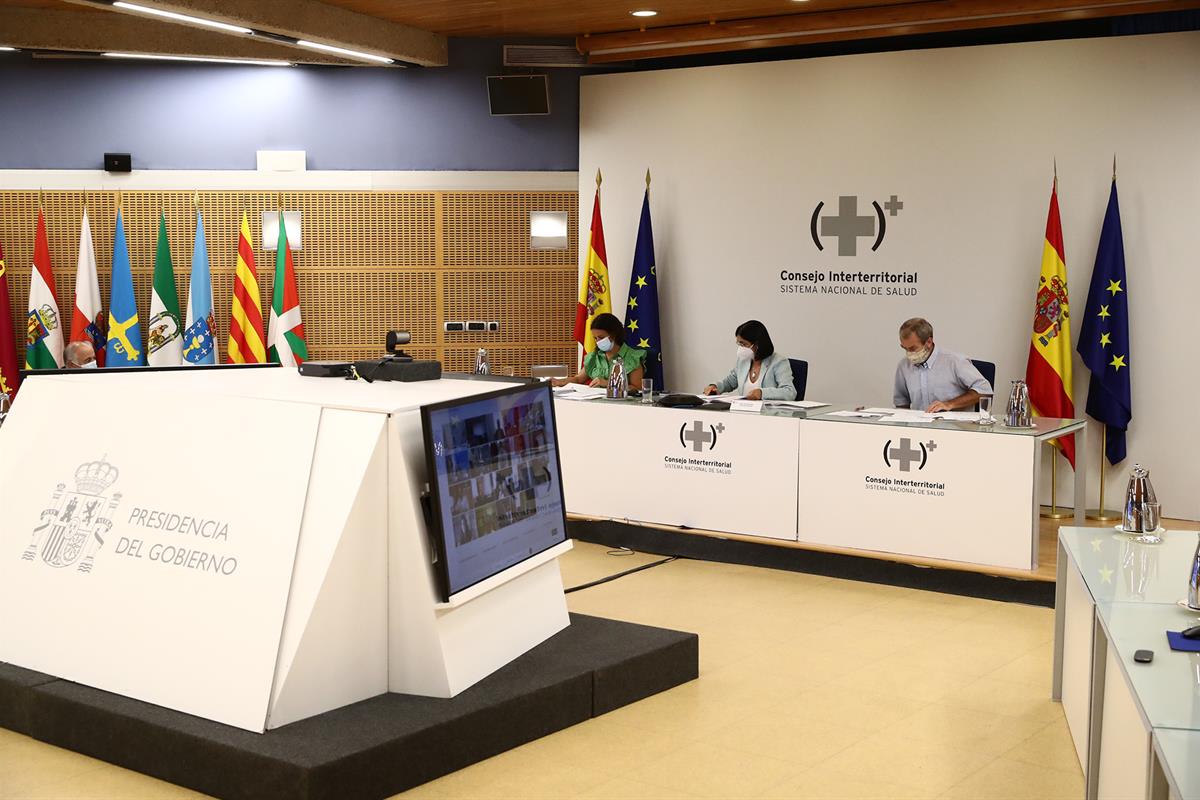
<box><xmin>0</xmin><ymin>613</ymin><xmax>698</xmax><ymax>800</ymax></box>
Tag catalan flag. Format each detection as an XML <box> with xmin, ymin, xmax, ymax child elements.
<box><xmin>227</xmin><ymin>212</ymin><xmax>266</xmax><ymax>364</ymax></box>
<box><xmin>267</xmin><ymin>212</ymin><xmax>308</xmax><ymax>366</ymax></box>
<box><xmin>1024</xmin><ymin>181</ymin><xmax>1075</xmax><ymax>466</ymax></box>
<box><xmin>0</xmin><ymin>240</ymin><xmax>20</xmax><ymax>397</ymax></box>
<box><xmin>25</xmin><ymin>209</ymin><xmax>64</xmax><ymax>371</ymax></box>
<box><xmin>1077</xmin><ymin>179</ymin><xmax>1132</xmax><ymax>465</ymax></box>
<box><xmin>574</xmin><ymin>172</ymin><xmax>612</xmax><ymax>360</ymax></box>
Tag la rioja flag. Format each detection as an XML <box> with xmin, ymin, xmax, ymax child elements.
<box><xmin>25</xmin><ymin>209</ymin><xmax>64</xmax><ymax>370</ymax></box>
<box><xmin>267</xmin><ymin>212</ymin><xmax>308</xmax><ymax>366</ymax></box>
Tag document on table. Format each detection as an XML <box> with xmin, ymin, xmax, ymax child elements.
<box><xmin>763</xmin><ymin>400</ymin><xmax>830</xmax><ymax>409</ymax></box>
<box><xmin>730</xmin><ymin>399</ymin><xmax>763</xmax><ymax>413</ymax></box>
<box><xmin>932</xmin><ymin>411</ymin><xmax>983</xmax><ymax>421</ymax></box>
<box><xmin>553</xmin><ymin>384</ymin><xmax>607</xmax><ymax>401</ymax></box>
<box><xmin>879</xmin><ymin>413</ymin><xmax>935</xmax><ymax>423</ymax></box>
<box><xmin>825</xmin><ymin>410</ymin><xmax>887</xmax><ymax>418</ymax></box>
<box><xmin>705</xmin><ymin>391</ymin><xmax>743</xmax><ymax>402</ymax></box>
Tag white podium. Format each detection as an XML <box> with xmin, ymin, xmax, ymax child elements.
<box><xmin>0</xmin><ymin>369</ymin><xmax>571</xmax><ymax>732</ymax></box>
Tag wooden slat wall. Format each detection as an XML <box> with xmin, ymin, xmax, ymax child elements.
<box><xmin>0</xmin><ymin>190</ymin><xmax>579</xmax><ymax>376</ymax></box>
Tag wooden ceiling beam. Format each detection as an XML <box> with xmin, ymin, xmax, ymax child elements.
<box><xmin>579</xmin><ymin>0</ymin><xmax>1200</xmax><ymax>61</ymax></box>
<box><xmin>0</xmin><ymin>6</ymin><xmax>358</xmax><ymax>64</ymax></box>
<box><xmin>60</xmin><ymin>0</ymin><xmax>447</xmax><ymax>66</ymax></box>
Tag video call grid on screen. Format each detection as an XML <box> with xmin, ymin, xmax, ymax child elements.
<box><xmin>423</xmin><ymin>383</ymin><xmax>567</xmax><ymax>599</ymax></box>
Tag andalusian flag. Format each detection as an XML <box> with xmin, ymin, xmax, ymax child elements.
<box><xmin>106</xmin><ymin>209</ymin><xmax>144</xmax><ymax>367</ymax></box>
<box><xmin>70</xmin><ymin>208</ymin><xmax>106</xmax><ymax>366</ymax></box>
<box><xmin>574</xmin><ymin>171</ymin><xmax>611</xmax><ymax>359</ymax></box>
<box><xmin>227</xmin><ymin>212</ymin><xmax>266</xmax><ymax>364</ymax></box>
<box><xmin>147</xmin><ymin>213</ymin><xmax>183</xmax><ymax>366</ymax></box>
<box><xmin>183</xmin><ymin>211</ymin><xmax>217</xmax><ymax>365</ymax></box>
<box><xmin>0</xmin><ymin>241</ymin><xmax>21</xmax><ymax>397</ymax></box>
<box><xmin>25</xmin><ymin>210</ymin><xmax>64</xmax><ymax>370</ymax></box>
<box><xmin>267</xmin><ymin>212</ymin><xmax>308</xmax><ymax>366</ymax></box>
<box><xmin>1024</xmin><ymin>181</ymin><xmax>1075</xmax><ymax>467</ymax></box>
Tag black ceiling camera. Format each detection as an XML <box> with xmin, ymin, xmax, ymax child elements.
<box><xmin>386</xmin><ymin>330</ymin><xmax>413</xmax><ymax>362</ymax></box>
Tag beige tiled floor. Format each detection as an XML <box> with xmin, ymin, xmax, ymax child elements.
<box><xmin>0</xmin><ymin>543</ymin><xmax>1084</xmax><ymax>799</ymax></box>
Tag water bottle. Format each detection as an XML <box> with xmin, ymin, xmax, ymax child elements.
<box><xmin>474</xmin><ymin>348</ymin><xmax>490</xmax><ymax>375</ymax></box>
<box><xmin>607</xmin><ymin>358</ymin><xmax>627</xmax><ymax>399</ymax></box>
<box><xmin>1187</xmin><ymin>533</ymin><xmax>1200</xmax><ymax>610</ymax></box>
<box><xmin>1005</xmin><ymin>380</ymin><xmax>1032</xmax><ymax>427</ymax></box>
<box><xmin>0</xmin><ymin>392</ymin><xmax>9</xmax><ymax>428</ymax></box>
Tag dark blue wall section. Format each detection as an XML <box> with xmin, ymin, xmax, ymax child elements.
<box><xmin>0</xmin><ymin>38</ymin><xmax>579</xmax><ymax>171</ymax></box>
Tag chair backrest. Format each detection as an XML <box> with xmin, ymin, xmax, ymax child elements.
<box><xmin>970</xmin><ymin>358</ymin><xmax>996</xmax><ymax>411</ymax></box>
<box><xmin>531</xmin><ymin>364</ymin><xmax>569</xmax><ymax>379</ymax></box>
<box><xmin>787</xmin><ymin>358</ymin><xmax>809</xmax><ymax>401</ymax></box>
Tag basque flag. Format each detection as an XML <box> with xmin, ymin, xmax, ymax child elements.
<box><xmin>1076</xmin><ymin>179</ymin><xmax>1132</xmax><ymax>464</ymax></box>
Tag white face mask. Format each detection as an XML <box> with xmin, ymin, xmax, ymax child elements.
<box><xmin>80</xmin><ymin>360</ymin><xmax>98</xmax><ymax>369</ymax></box>
<box><xmin>596</xmin><ymin>336</ymin><xmax>613</xmax><ymax>353</ymax></box>
<box><xmin>905</xmin><ymin>345</ymin><xmax>931</xmax><ymax>366</ymax></box>
<box><xmin>736</xmin><ymin>345</ymin><xmax>755</xmax><ymax>362</ymax></box>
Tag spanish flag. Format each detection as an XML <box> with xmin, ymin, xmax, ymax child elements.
<box><xmin>1025</xmin><ymin>181</ymin><xmax>1075</xmax><ymax>466</ymax></box>
<box><xmin>226</xmin><ymin>212</ymin><xmax>267</xmax><ymax>364</ymax></box>
<box><xmin>574</xmin><ymin>171</ymin><xmax>611</xmax><ymax>360</ymax></box>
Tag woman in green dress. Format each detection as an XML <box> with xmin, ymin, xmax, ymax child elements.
<box><xmin>552</xmin><ymin>313</ymin><xmax>646</xmax><ymax>389</ymax></box>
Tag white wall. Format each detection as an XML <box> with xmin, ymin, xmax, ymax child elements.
<box><xmin>580</xmin><ymin>31</ymin><xmax>1200</xmax><ymax>517</ymax></box>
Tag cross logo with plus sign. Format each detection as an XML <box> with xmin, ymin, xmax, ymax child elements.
<box><xmin>810</xmin><ymin>194</ymin><xmax>902</xmax><ymax>256</ymax></box>
<box><xmin>680</xmin><ymin>420</ymin><xmax>722</xmax><ymax>452</ymax></box>
<box><xmin>883</xmin><ymin>437</ymin><xmax>931</xmax><ymax>472</ymax></box>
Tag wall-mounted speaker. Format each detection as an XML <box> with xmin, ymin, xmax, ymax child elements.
<box><xmin>104</xmin><ymin>153</ymin><xmax>132</xmax><ymax>173</ymax></box>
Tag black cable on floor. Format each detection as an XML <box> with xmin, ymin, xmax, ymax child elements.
<box><xmin>563</xmin><ymin>556</ymin><xmax>678</xmax><ymax>594</ymax></box>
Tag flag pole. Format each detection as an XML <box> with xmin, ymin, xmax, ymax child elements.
<box><xmin>1040</xmin><ymin>444</ymin><xmax>1072</xmax><ymax>519</ymax></box>
<box><xmin>1087</xmin><ymin>427</ymin><xmax>1120</xmax><ymax>521</ymax></box>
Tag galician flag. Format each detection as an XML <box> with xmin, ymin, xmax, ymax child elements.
<box><xmin>70</xmin><ymin>208</ymin><xmax>106</xmax><ymax>367</ymax></box>
<box><xmin>147</xmin><ymin>212</ymin><xmax>183</xmax><ymax>366</ymax></box>
<box><xmin>1024</xmin><ymin>180</ymin><xmax>1075</xmax><ymax>467</ymax></box>
<box><xmin>227</xmin><ymin>212</ymin><xmax>266</xmax><ymax>364</ymax></box>
<box><xmin>0</xmin><ymin>241</ymin><xmax>21</xmax><ymax>397</ymax></box>
<box><xmin>25</xmin><ymin>209</ymin><xmax>64</xmax><ymax>370</ymax></box>
<box><xmin>183</xmin><ymin>210</ymin><xmax>217</xmax><ymax>365</ymax></box>
<box><xmin>267</xmin><ymin>212</ymin><xmax>308</xmax><ymax>366</ymax></box>
<box><xmin>106</xmin><ymin>209</ymin><xmax>144</xmax><ymax>366</ymax></box>
<box><xmin>623</xmin><ymin>173</ymin><xmax>664</xmax><ymax>388</ymax></box>
<box><xmin>574</xmin><ymin>170</ymin><xmax>611</xmax><ymax>360</ymax></box>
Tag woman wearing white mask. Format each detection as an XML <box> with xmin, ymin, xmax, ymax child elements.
<box><xmin>703</xmin><ymin>320</ymin><xmax>795</xmax><ymax>401</ymax></box>
<box><xmin>552</xmin><ymin>313</ymin><xmax>646</xmax><ymax>389</ymax></box>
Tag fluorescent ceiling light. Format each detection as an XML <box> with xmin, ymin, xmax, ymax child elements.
<box><xmin>112</xmin><ymin>2</ymin><xmax>253</xmax><ymax>35</ymax></box>
<box><xmin>0</xmin><ymin>47</ymin><xmax>17</xmax><ymax>51</ymax></box>
<box><xmin>630</xmin><ymin>10</ymin><xmax>658</xmax><ymax>16</ymax></box>
<box><xmin>103</xmin><ymin>52</ymin><xmax>291</xmax><ymax>66</ymax></box>
<box><xmin>295</xmin><ymin>39</ymin><xmax>394</xmax><ymax>64</ymax></box>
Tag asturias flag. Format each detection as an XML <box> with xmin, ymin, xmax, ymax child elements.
<box><xmin>106</xmin><ymin>209</ymin><xmax>144</xmax><ymax>366</ymax></box>
<box><xmin>0</xmin><ymin>241</ymin><xmax>21</xmax><ymax>397</ymax></box>
<box><xmin>227</xmin><ymin>212</ymin><xmax>266</xmax><ymax>364</ymax></box>
<box><xmin>25</xmin><ymin>209</ymin><xmax>64</xmax><ymax>370</ymax></box>
<box><xmin>147</xmin><ymin>212</ymin><xmax>183</xmax><ymax>366</ymax></box>
<box><xmin>70</xmin><ymin>208</ymin><xmax>106</xmax><ymax>366</ymax></box>
<box><xmin>574</xmin><ymin>174</ymin><xmax>611</xmax><ymax>360</ymax></box>
<box><xmin>183</xmin><ymin>210</ymin><xmax>217</xmax><ymax>365</ymax></box>
<box><xmin>1024</xmin><ymin>182</ymin><xmax>1075</xmax><ymax>467</ymax></box>
<box><xmin>623</xmin><ymin>181</ymin><xmax>664</xmax><ymax>388</ymax></box>
<box><xmin>1076</xmin><ymin>179</ymin><xmax>1132</xmax><ymax>465</ymax></box>
<box><xmin>267</xmin><ymin>212</ymin><xmax>308</xmax><ymax>366</ymax></box>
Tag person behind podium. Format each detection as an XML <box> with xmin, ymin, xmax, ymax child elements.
<box><xmin>894</xmin><ymin>317</ymin><xmax>991</xmax><ymax>412</ymax></box>
<box><xmin>703</xmin><ymin>320</ymin><xmax>796</xmax><ymax>401</ymax></box>
<box><xmin>552</xmin><ymin>313</ymin><xmax>646</xmax><ymax>389</ymax></box>
<box><xmin>64</xmin><ymin>340</ymin><xmax>97</xmax><ymax>369</ymax></box>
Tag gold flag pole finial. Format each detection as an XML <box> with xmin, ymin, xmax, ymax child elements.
<box><xmin>595</xmin><ymin>168</ymin><xmax>602</xmax><ymax>189</ymax></box>
<box><xmin>116</xmin><ymin>189</ymin><xmax>122</xmax><ymax>213</ymax></box>
<box><xmin>38</xmin><ymin>187</ymin><xmax>44</xmax><ymax>212</ymax></box>
<box><xmin>645</xmin><ymin>168</ymin><xmax>651</xmax><ymax>189</ymax></box>
<box><xmin>1053</xmin><ymin>158</ymin><xmax>1058</xmax><ymax>192</ymax></box>
<box><xmin>193</xmin><ymin>191</ymin><xmax>200</xmax><ymax>210</ymax></box>
<box><xmin>82</xmin><ymin>187</ymin><xmax>87</xmax><ymax>213</ymax></box>
<box><xmin>1112</xmin><ymin>154</ymin><xmax>1117</xmax><ymax>181</ymax></box>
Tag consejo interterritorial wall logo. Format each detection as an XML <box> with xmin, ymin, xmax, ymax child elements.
<box><xmin>811</xmin><ymin>194</ymin><xmax>905</xmax><ymax>256</ymax></box>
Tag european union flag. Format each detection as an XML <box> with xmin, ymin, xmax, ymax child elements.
<box><xmin>623</xmin><ymin>184</ymin><xmax>664</xmax><ymax>388</ymax></box>
<box><xmin>1076</xmin><ymin>180</ymin><xmax>1131</xmax><ymax>464</ymax></box>
<box><xmin>106</xmin><ymin>210</ymin><xmax>144</xmax><ymax>366</ymax></box>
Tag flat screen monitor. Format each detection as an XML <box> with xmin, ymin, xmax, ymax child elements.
<box><xmin>487</xmin><ymin>75</ymin><xmax>550</xmax><ymax>116</ymax></box>
<box><xmin>421</xmin><ymin>381</ymin><xmax>567</xmax><ymax>601</ymax></box>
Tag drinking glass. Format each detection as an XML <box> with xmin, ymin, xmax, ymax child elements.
<box><xmin>0</xmin><ymin>393</ymin><xmax>9</xmax><ymax>428</ymax></box>
<box><xmin>641</xmin><ymin>379</ymin><xmax>653</xmax><ymax>404</ymax></box>
<box><xmin>978</xmin><ymin>394</ymin><xmax>994</xmax><ymax>425</ymax></box>
<box><xmin>1134</xmin><ymin>501</ymin><xmax>1163</xmax><ymax>544</ymax></box>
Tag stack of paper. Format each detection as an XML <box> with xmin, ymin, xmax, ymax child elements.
<box><xmin>553</xmin><ymin>384</ymin><xmax>608</xmax><ymax>401</ymax></box>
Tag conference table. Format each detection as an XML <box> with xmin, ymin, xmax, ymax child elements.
<box><xmin>1054</xmin><ymin>526</ymin><xmax>1200</xmax><ymax>800</ymax></box>
<box><xmin>555</xmin><ymin>396</ymin><xmax>1086</xmax><ymax>571</ymax></box>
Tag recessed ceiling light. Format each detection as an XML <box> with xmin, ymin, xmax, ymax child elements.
<box><xmin>630</xmin><ymin>10</ymin><xmax>658</xmax><ymax>17</ymax></box>
<box><xmin>112</xmin><ymin>2</ymin><xmax>253</xmax><ymax>35</ymax></box>
<box><xmin>295</xmin><ymin>39</ymin><xmax>394</xmax><ymax>64</ymax></box>
<box><xmin>103</xmin><ymin>52</ymin><xmax>291</xmax><ymax>66</ymax></box>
